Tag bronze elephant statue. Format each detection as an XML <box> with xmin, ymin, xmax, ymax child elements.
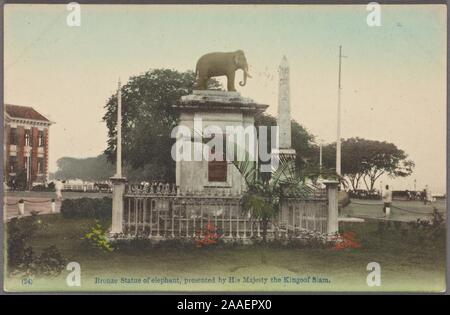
<box><xmin>195</xmin><ymin>50</ymin><xmax>252</xmax><ymax>91</ymax></box>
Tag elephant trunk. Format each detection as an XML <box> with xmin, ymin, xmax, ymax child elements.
<box><xmin>239</xmin><ymin>66</ymin><xmax>251</xmax><ymax>87</ymax></box>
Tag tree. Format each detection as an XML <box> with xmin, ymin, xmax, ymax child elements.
<box><xmin>359</xmin><ymin>139</ymin><xmax>414</xmax><ymax>191</ymax></box>
<box><xmin>254</xmin><ymin>113</ymin><xmax>319</xmax><ymax>177</ymax></box>
<box><xmin>322</xmin><ymin>137</ymin><xmax>414</xmax><ymax>191</ymax></box>
<box><xmin>15</xmin><ymin>169</ymin><xmax>28</xmax><ymax>190</ymax></box>
<box><xmin>321</xmin><ymin>138</ymin><xmax>368</xmax><ymax>190</ymax></box>
<box><xmin>51</xmin><ymin>155</ymin><xmax>172</xmax><ymax>182</ymax></box>
<box><xmin>52</xmin><ymin>155</ymin><xmax>115</xmax><ymax>181</ymax></box>
<box><xmin>103</xmin><ymin>69</ymin><xmax>221</xmax><ymax>182</ymax></box>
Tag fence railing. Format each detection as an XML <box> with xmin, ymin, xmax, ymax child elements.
<box><xmin>62</xmin><ymin>183</ymin><xmax>112</xmax><ymax>193</ymax></box>
<box><xmin>280</xmin><ymin>198</ymin><xmax>328</xmax><ymax>234</ymax></box>
<box><xmin>121</xmin><ymin>184</ymin><xmax>329</xmax><ymax>240</ymax></box>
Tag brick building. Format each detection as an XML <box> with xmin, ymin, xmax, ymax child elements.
<box><xmin>4</xmin><ymin>104</ymin><xmax>53</xmax><ymax>188</ymax></box>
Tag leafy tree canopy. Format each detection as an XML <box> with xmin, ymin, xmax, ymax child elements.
<box><xmin>254</xmin><ymin>113</ymin><xmax>318</xmax><ymax>176</ymax></box>
<box><xmin>52</xmin><ymin>155</ymin><xmax>114</xmax><ymax>181</ymax></box>
<box><xmin>103</xmin><ymin>69</ymin><xmax>221</xmax><ymax>181</ymax></box>
<box><xmin>322</xmin><ymin>137</ymin><xmax>414</xmax><ymax>190</ymax></box>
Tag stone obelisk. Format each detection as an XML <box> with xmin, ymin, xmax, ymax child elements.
<box><xmin>276</xmin><ymin>56</ymin><xmax>296</xmax><ymax>159</ymax></box>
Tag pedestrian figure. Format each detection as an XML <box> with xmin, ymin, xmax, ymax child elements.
<box><xmin>382</xmin><ymin>185</ymin><xmax>392</xmax><ymax>216</ymax></box>
<box><xmin>54</xmin><ymin>179</ymin><xmax>65</xmax><ymax>201</ymax></box>
<box><xmin>422</xmin><ymin>188</ymin><xmax>427</xmax><ymax>205</ymax></box>
<box><xmin>415</xmin><ymin>190</ymin><xmax>421</xmax><ymax>201</ymax></box>
<box><xmin>425</xmin><ymin>185</ymin><xmax>432</xmax><ymax>205</ymax></box>
<box><xmin>10</xmin><ymin>178</ymin><xmax>16</xmax><ymax>191</ymax></box>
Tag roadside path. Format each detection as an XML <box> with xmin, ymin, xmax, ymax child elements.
<box><xmin>4</xmin><ymin>197</ymin><xmax>61</xmax><ymax>220</ymax></box>
<box><xmin>342</xmin><ymin>198</ymin><xmax>446</xmax><ymax>222</ymax></box>
<box><xmin>3</xmin><ymin>191</ymin><xmax>111</xmax><ymax>221</ymax></box>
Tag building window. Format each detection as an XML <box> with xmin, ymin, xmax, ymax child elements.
<box><xmin>9</xmin><ymin>128</ymin><xmax>17</xmax><ymax>145</ymax></box>
<box><xmin>38</xmin><ymin>131</ymin><xmax>45</xmax><ymax>147</ymax></box>
<box><xmin>9</xmin><ymin>156</ymin><xmax>17</xmax><ymax>173</ymax></box>
<box><xmin>24</xmin><ymin>130</ymin><xmax>31</xmax><ymax>146</ymax></box>
<box><xmin>207</xmin><ymin>135</ymin><xmax>227</xmax><ymax>182</ymax></box>
<box><xmin>37</xmin><ymin>158</ymin><xmax>44</xmax><ymax>174</ymax></box>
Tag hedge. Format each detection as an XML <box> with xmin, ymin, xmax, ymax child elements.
<box><xmin>60</xmin><ymin>197</ymin><xmax>112</xmax><ymax>219</ymax></box>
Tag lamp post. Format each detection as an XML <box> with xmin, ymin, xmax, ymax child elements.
<box><xmin>319</xmin><ymin>140</ymin><xmax>323</xmax><ymax>172</ymax></box>
<box><xmin>116</xmin><ymin>79</ymin><xmax>122</xmax><ymax>178</ymax></box>
<box><xmin>110</xmin><ymin>79</ymin><xmax>127</xmax><ymax>235</ymax></box>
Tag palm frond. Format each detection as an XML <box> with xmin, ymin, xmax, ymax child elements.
<box><xmin>270</xmin><ymin>157</ymin><xmax>298</xmax><ymax>186</ymax></box>
<box><xmin>233</xmin><ymin>158</ymin><xmax>257</xmax><ymax>187</ymax></box>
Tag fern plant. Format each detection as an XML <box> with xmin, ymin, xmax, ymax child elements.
<box><xmin>82</xmin><ymin>221</ymin><xmax>114</xmax><ymax>252</ymax></box>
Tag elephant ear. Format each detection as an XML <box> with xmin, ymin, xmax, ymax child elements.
<box><xmin>233</xmin><ymin>54</ymin><xmax>239</xmax><ymax>67</ymax></box>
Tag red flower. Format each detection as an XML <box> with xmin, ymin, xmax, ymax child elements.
<box><xmin>333</xmin><ymin>231</ymin><xmax>361</xmax><ymax>250</ymax></box>
<box><xmin>195</xmin><ymin>222</ymin><xmax>221</xmax><ymax>247</ymax></box>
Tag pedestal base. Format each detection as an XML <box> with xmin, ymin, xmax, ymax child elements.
<box><xmin>266</xmin><ymin>148</ymin><xmax>297</xmax><ymax>178</ymax></box>
<box><xmin>271</xmin><ymin>148</ymin><xmax>296</xmax><ymax>159</ymax></box>
<box><xmin>175</xmin><ymin>90</ymin><xmax>269</xmax><ymax>114</ymax></box>
<box><xmin>110</xmin><ymin>176</ymin><xmax>127</xmax><ymax>235</ymax></box>
<box><xmin>173</xmin><ymin>90</ymin><xmax>269</xmax><ymax>194</ymax></box>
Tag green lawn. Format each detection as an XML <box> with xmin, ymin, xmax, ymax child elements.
<box><xmin>4</xmin><ymin>213</ymin><xmax>446</xmax><ymax>293</ymax></box>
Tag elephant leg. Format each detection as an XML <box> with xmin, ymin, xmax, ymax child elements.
<box><xmin>194</xmin><ymin>77</ymin><xmax>201</xmax><ymax>89</ymax></box>
<box><xmin>201</xmin><ymin>77</ymin><xmax>209</xmax><ymax>89</ymax></box>
<box><xmin>227</xmin><ymin>72</ymin><xmax>236</xmax><ymax>91</ymax></box>
<box><xmin>196</xmin><ymin>73</ymin><xmax>208</xmax><ymax>90</ymax></box>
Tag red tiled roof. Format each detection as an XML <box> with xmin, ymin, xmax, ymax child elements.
<box><xmin>5</xmin><ymin>104</ymin><xmax>50</xmax><ymax>122</ymax></box>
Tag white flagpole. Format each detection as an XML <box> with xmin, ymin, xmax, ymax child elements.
<box><xmin>116</xmin><ymin>79</ymin><xmax>122</xmax><ymax>178</ymax></box>
<box><xmin>336</xmin><ymin>45</ymin><xmax>347</xmax><ymax>176</ymax></box>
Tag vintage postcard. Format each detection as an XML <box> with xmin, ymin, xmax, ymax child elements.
<box><xmin>2</xmin><ymin>2</ymin><xmax>447</xmax><ymax>295</ymax></box>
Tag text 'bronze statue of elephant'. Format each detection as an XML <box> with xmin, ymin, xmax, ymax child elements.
<box><xmin>195</xmin><ymin>50</ymin><xmax>252</xmax><ymax>92</ymax></box>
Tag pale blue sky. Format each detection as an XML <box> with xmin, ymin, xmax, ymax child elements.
<box><xmin>4</xmin><ymin>4</ymin><xmax>447</xmax><ymax>193</ymax></box>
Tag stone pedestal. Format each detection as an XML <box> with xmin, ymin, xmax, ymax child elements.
<box><xmin>18</xmin><ymin>200</ymin><xmax>24</xmax><ymax>216</ymax></box>
<box><xmin>110</xmin><ymin>176</ymin><xmax>127</xmax><ymax>235</ymax></box>
<box><xmin>51</xmin><ymin>199</ymin><xmax>56</xmax><ymax>213</ymax></box>
<box><xmin>270</xmin><ymin>148</ymin><xmax>296</xmax><ymax>176</ymax></box>
<box><xmin>324</xmin><ymin>180</ymin><xmax>339</xmax><ymax>235</ymax></box>
<box><xmin>173</xmin><ymin>90</ymin><xmax>268</xmax><ymax>195</ymax></box>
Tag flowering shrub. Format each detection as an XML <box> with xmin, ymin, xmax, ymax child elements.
<box><xmin>82</xmin><ymin>220</ymin><xmax>114</xmax><ymax>252</ymax></box>
<box><xmin>7</xmin><ymin>214</ymin><xmax>66</xmax><ymax>276</ymax></box>
<box><xmin>61</xmin><ymin>197</ymin><xmax>111</xmax><ymax>219</ymax></box>
<box><xmin>333</xmin><ymin>231</ymin><xmax>361</xmax><ymax>250</ymax></box>
<box><xmin>195</xmin><ymin>222</ymin><xmax>221</xmax><ymax>247</ymax></box>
